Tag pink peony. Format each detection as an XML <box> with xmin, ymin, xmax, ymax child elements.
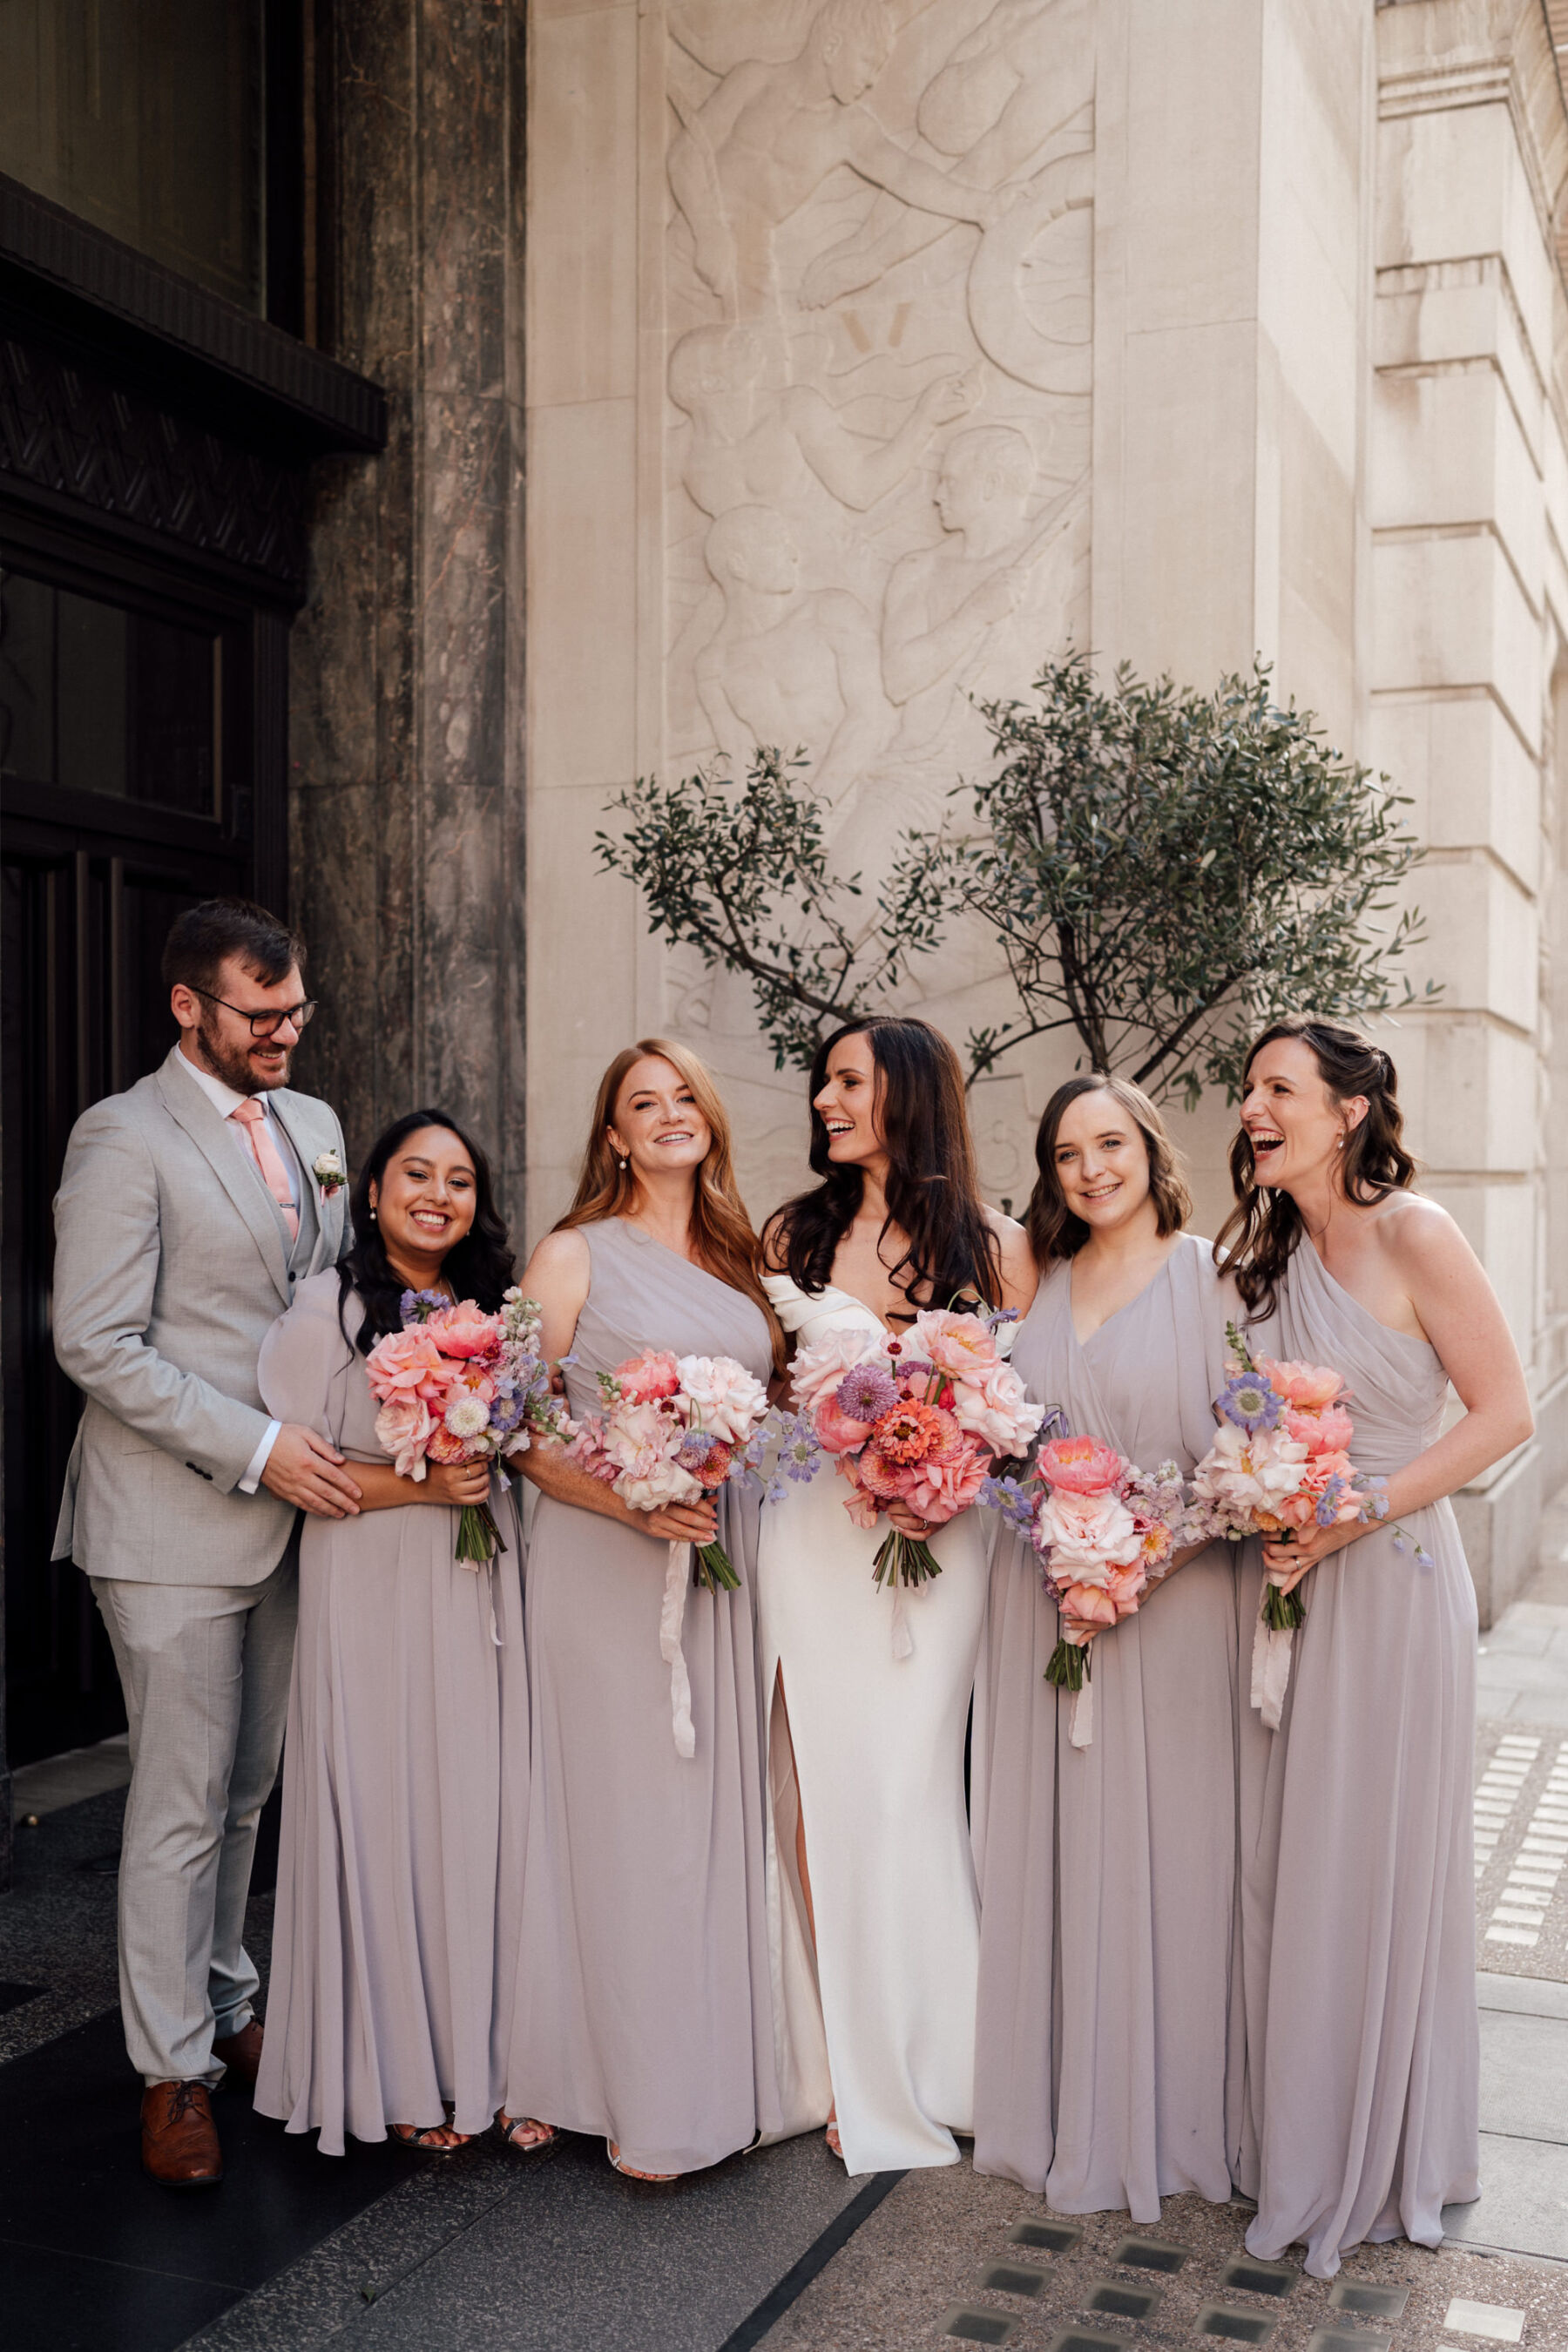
<box><xmin>1285</xmin><ymin>1402</ymin><xmax>1353</xmax><ymax>1454</ymax></box>
<box><xmin>1037</xmin><ymin>1433</ymin><xmax>1125</xmax><ymax>1497</ymax></box>
<box><xmin>950</xmin><ymin>1359</ymin><xmax>1043</xmax><ymax>1455</ymax></box>
<box><xmin>1105</xmin><ymin>1558</ymin><xmax>1149</xmax><ymax>1616</ymax></box>
<box><xmin>366</xmin><ymin>1327</ymin><xmax>453</xmax><ymax>1408</ymax></box>
<box><xmin>905</xmin><ymin>1435</ymin><xmax>989</xmax><ymax>1523</ymax></box>
<box><xmin>375</xmin><ymin>1393</ymin><xmax>432</xmax><ymax>1478</ymax></box>
<box><xmin>614</xmin><ymin>1349</ymin><xmax>681</xmax><ymax>1404</ymax></box>
<box><xmin>814</xmin><ymin>1394</ymin><xmax>875</xmax><ymax>1455</ymax></box>
<box><xmin>1193</xmin><ymin>1420</ymin><xmax>1309</xmax><ymax>1522</ymax></box>
<box><xmin>1257</xmin><ymin>1356</ymin><xmax>1344</xmax><ymax>1413</ymax></box>
<box><xmin>675</xmin><ymin>1353</ymin><xmax>769</xmax><ymax>1443</ymax></box>
<box><xmin>790</xmin><ymin>1327</ymin><xmax>885</xmax><ymax>1413</ymax></box>
<box><xmin>906</xmin><ymin>1308</ymin><xmax>1000</xmax><ymax>1380</ymax></box>
<box><xmin>422</xmin><ymin>1299</ymin><xmax>502</xmax><ymax>1362</ymax></box>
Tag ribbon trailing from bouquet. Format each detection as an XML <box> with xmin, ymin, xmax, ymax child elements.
<box><xmin>889</xmin><ymin>1585</ymin><xmax>913</xmax><ymax>1663</ymax></box>
<box><xmin>1251</xmin><ymin>1600</ymin><xmax>1294</xmax><ymax>1732</ymax></box>
<box><xmin>661</xmin><ymin>1539</ymin><xmax>697</xmax><ymax>1759</ymax></box>
<box><xmin>1068</xmin><ymin>1680</ymin><xmax>1093</xmax><ymax>1749</ymax></box>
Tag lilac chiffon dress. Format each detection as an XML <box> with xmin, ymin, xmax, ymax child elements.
<box><xmin>974</xmin><ymin>1234</ymin><xmax>1244</xmax><ymax>2217</ymax></box>
<box><xmin>254</xmin><ymin>1273</ymin><xmax>529</xmax><ymax>2154</ymax></box>
<box><xmin>502</xmin><ymin>1220</ymin><xmax>783</xmax><ymax>2174</ymax></box>
<box><xmin>1235</xmin><ymin>1238</ymin><xmax>1479</xmax><ymax>2277</ymax></box>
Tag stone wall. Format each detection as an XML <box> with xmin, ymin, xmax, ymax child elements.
<box><xmin>288</xmin><ymin>0</ymin><xmax>527</xmax><ymax>1207</ymax></box>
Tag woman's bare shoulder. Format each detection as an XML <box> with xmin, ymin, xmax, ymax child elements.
<box><xmin>523</xmin><ymin>1225</ymin><xmax>592</xmax><ymax>1287</ymax></box>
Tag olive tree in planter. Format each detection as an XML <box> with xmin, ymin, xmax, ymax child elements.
<box><xmin>598</xmin><ymin>657</ymin><xmax>1436</xmax><ymax>1100</ymax></box>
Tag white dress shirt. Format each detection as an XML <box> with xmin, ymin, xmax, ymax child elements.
<box><xmin>172</xmin><ymin>1045</ymin><xmax>302</xmax><ymax>1491</ymax></box>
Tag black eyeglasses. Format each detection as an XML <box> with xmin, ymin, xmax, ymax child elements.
<box><xmin>191</xmin><ymin>987</ymin><xmax>317</xmax><ymax>1039</ymax></box>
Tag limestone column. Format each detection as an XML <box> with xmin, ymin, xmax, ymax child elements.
<box><xmin>288</xmin><ymin>0</ymin><xmax>526</xmax><ymax>1204</ymax></box>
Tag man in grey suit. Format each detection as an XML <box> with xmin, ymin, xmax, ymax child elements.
<box><xmin>52</xmin><ymin>898</ymin><xmax>362</xmax><ymax>2186</ymax></box>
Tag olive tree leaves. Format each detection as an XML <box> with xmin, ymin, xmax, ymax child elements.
<box><xmin>596</xmin><ymin>747</ymin><xmax>950</xmax><ymax>1071</ymax></box>
<box><xmin>598</xmin><ymin>658</ymin><xmax>1436</xmax><ymax>1103</ymax></box>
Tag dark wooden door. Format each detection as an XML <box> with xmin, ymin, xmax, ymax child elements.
<box><xmin>1</xmin><ymin>531</ymin><xmax>272</xmax><ymax>1764</ymax></box>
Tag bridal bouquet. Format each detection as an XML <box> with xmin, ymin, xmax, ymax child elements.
<box><xmin>782</xmin><ymin>1307</ymin><xmax>1044</xmax><ymax>1595</ymax></box>
<box><xmin>566</xmin><ymin>1347</ymin><xmax>772</xmax><ymax>1592</ymax></box>
<box><xmin>364</xmin><ymin>1286</ymin><xmax>566</xmax><ymax>1565</ymax></box>
<box><xmin>985</xmin><ymin>1433</ymin><xmax>1191</xmax><ymax>1745</ymax></box>
<box><xmin>1189</xmin><ymin>1322</ymin><xmax>1428</xmax><ymax>1726</ymax></box>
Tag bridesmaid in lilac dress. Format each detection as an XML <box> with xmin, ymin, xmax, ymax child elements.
<box><xmin>1222</xmin><ymin>1018</ymin><xmax>1531</xmax><ymax>2276</ymax></box>
<box><xmin>974</xmin><ymin>1074</ymin><xmax>1244</xmax><ymax>2217</ymax></box>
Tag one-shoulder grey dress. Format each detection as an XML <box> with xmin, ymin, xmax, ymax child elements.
<box><xmin>502</xmin><ymin>1219</ymin><xmax>783</xmax><ymax>2173</ymax></box>
<box><xmin>1236</xmin><ymin>1238</ymin><xmax>1479</xmax><ymax>2278</ymax></box>
<box><xmin>253</xmin><ymin>1272</ymin><xmax>529</xmax><ymax>2154</ymax></box>
<box><xmin>974</xmin><ymin>1235</ymin><xmax>1243</xmax><ymax>2216</ymax></box>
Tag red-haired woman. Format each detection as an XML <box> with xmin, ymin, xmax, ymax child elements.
<box><xmin>500</xmin><ymin>1039</ymin><xmax>784</xmax><ymax>2180</ymax></box>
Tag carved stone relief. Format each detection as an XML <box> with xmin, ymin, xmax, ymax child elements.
<box><xmin>653</xmin><ymin>0</ymin><xmax>1095</xmax><ymax>1199</ymax></box>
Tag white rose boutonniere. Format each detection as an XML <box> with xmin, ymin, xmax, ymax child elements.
<box><xmin>314</xmin><ymin>1149</ymin><xmax>347</xmax><ymax>1200</ymax></box>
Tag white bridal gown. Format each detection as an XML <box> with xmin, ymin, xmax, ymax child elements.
<box><xmin>756</xmin><ymin>1274</ymin><xmax>991</xmax><ymax>2173</ymax></box>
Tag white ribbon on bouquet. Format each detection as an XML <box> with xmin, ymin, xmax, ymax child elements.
<box><xmin>1250</xmin><ymin>1596</ymin><xmax>1294</xmax><ymax>1732</ymax></box>
<box><xmin>661</xmin><ymin>1540</ymin><xmax>697</xmax><ymax>1759</ymax></box>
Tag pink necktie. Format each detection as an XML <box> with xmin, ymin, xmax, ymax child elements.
<box><xmin>231</xmin><ymin>1098</ymin><xmax>300</xmax><ymax>1242</ymax></box>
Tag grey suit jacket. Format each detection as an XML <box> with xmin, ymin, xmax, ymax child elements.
<box><xmin>51</xmin><ymin>1045</ymin><xmax>351</xmax><ymax>1585</ymax></box>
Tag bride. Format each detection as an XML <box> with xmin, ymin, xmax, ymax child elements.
<box><xmin>758</xmin><ymin>1017</ymin><xmax>1035</xmax><ymax>2171</ymax></box>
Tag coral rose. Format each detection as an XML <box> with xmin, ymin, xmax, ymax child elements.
<box><xmin>1058</xmin><ymin>1580</ymin><xmax>1119</xmax><ymax>1629</ymax></box>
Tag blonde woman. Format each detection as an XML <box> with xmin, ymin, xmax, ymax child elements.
<box><xmin>501</xmin><ymin>1040</ymin><xmax>785</xmax><ymax>2180</ymax></box>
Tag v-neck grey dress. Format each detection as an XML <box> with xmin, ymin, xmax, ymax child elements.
<box><xmin>974</xmin><ymin>1235</ymin><xmax>1243</xmax><ymax>2216</ymax></box>
<box><xmin>1235</xmin><ymin>1239</ymin><xmax>1479</xmax><ymax>2278</ymax></box>
<box><xmin>253</xmin><ymin>1273</ymin><xmax>529</xmax><ymax>2155</ymax></box>
<box><xmin>502</xmin><ymin>1219</ymin><xmax>784</xmax><ymax>2173</ymax></box>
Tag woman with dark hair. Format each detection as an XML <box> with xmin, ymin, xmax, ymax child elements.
<box><xmin>500</xmin><ymin>1039</ymin><xmax>785</xmax><ymax>2180</ymax></box>
<box><xmin>253</xmin><ymin>1112</ymin><xmax>531</xmax><ymax>2157</ymax></box>
<box><xmin>972</xmin><ymin>1071</ymin><xmax>1242</xmax><ymax>2217</ymax></box>
<box><xmin>1221</xmin><ymin>1017</ymin><xmax>1530</xmax><ymax>2277</ymax></box>
<box><xmin>757</xmin><ymin>1017</ymin><xmax>1034</xmax><ymax>2172</ymax></box>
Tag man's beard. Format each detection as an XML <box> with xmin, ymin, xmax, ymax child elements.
<box><xmin>194</xmin><ymin>1010</ymin><xmax>293</xmax><ymax>1094</ymax></box>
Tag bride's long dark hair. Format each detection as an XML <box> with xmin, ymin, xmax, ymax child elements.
<box><xmin>337</xmin><ymin>1107</ymin><xmax>516</xmax><ymax>1355</ymax></box>
<box><xmin>767</xmin><ymin>1017</ymin><xmax>1001</xmax><ymax>1316</ymax></box>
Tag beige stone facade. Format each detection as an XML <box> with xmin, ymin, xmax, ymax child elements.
<box><xmin>521</xmin><ymin>0</ymin><xmax>1568</xmax><ymax>1618</ymax></box>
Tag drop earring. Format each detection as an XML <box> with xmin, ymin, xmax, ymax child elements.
<box><xmin>618</xmin><ymin>1157</ymin><xmax>630</xmax><ymax>1173</ymax></box>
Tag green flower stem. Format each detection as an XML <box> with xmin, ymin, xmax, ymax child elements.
<box><xmin>693</xmin><ymin>1540</ymin><xmax>741</xmax><ymax>1593</ymax></box>
<box><xmin>872</xmin><ymin>1528</ymin><xmax>943</xmax><ymax>1591</ymax></box>
<box><xmin>1044</xmin><ymin>1636</ymin><xmax>1092</xmax><ymax>1693</ymax></box>
<box><xmin>456</xmin><ymin>1502</ymin><xmax>507</xmax><ymax>1565</ymax></box>
<box><xmin>1261</xmin><ymin>1580</ymin><xmax>1305</xmax><ymax>1632</ymax></box>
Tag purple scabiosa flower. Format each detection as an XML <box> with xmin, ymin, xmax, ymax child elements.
<box><xmin>835</xmin><ymin>1363</ymin><xmax>898</xmax><ymax>1423</ymax></box>
<box><xmin>1215</xmin><ymin>1368</ymin><xmax>1282</xmax><ymax>1434</ymax></box>
<box><xmin>779</xmin><ymin>1416</ymin><xmax>822</xmax><ymax>1482</ymax></box>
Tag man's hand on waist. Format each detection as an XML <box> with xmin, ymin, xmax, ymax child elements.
<box><xmin>260</xmin><ymin>1426</ymin><xmax>362</xmax><ymax>1517</ymax></box>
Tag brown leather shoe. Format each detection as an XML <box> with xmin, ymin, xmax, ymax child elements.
<box><xmin>141</xmin><ymin>2080</ymin><xmax>223</xmax><ymax>2187</ymax></box>
<box><xmin>212</xmin><ymin>2018</ymin><xmax>264</xmax><ymax>2088</ymax></box>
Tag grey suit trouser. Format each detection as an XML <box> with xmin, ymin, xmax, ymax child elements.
<box><xmin>92</xmin><ymin>1541</ymin><xmax>298</xmax><ymax>2086</ymax></box>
